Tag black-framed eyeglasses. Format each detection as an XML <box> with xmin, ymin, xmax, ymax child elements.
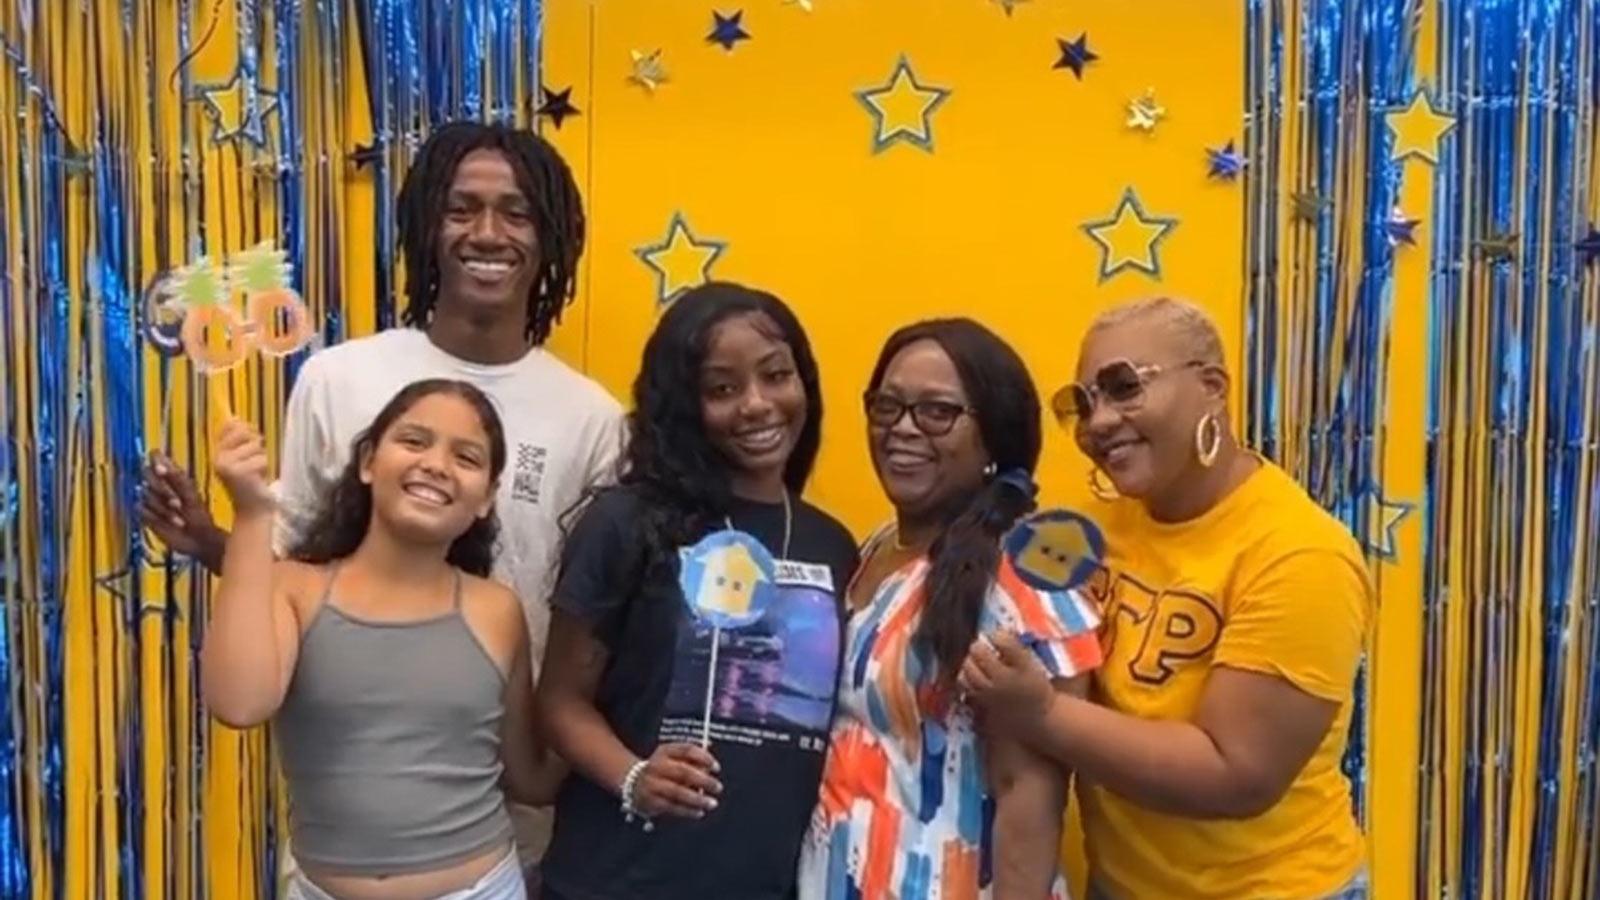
<box><xmin>1051</xmin><ymin>358</ymin><xmax>1206</xmax><ymax>425</ymax></box>
<box><xmin>863</xmin><ymin>391</ymin><xmax>976</xmax><ymax>437</ymax></box>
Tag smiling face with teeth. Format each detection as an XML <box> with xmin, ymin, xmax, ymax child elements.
<box><xmin>866</xmin><ymin>339</ymin><xmax>992</xmax><ymax>525</ymax></box>
<box><xmin>359</xmin><ymin>391</ymin><xmax>499</xmax><ymax>547</ymax></box>
<box><xmin>698</xmin><ymin>311</ymin><xmax>809</xmax><ymax>502</ymax></box>
<box><xmin>1073</xmin><ymin>315</ymin><xmax>1229</xmax><ymax>504</ymax></box>
<box><xmin>435</xmin><ymin>149</ymin><xmax>541</xmax><ymax>328</ymax></box>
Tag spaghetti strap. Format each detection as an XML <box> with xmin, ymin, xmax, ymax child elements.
<box><xmin>296</xmin><ymin>563</ymin><xmax>342</xmax><ymax>631</ymax></box>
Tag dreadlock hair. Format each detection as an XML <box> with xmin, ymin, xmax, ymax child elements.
<box><xmin>397</xmin><ymin>121</ymin><xmax>586</xmax><ymax>347</ymax></box>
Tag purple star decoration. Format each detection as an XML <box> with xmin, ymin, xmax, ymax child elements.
<box><xmin>1386</xmin><ymin>208</ymin><xmax>1420</xmax><ymax>247</ymax></box>
<box><xmin>1207</xmin><ymin>141</ymin><xmax>1245</xmax><ymax>180</ymax></box>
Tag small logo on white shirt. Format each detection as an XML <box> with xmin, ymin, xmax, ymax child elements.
<box><xmin>512</xmin><ymin>443</ymin><xmax>548</xmax><ymax>505</ymax></box>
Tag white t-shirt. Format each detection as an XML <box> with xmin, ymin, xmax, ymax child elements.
<box><xmin>272</xmin><ymin>327</ymin><xmax>626</xmax><ymax>667</ymax></box>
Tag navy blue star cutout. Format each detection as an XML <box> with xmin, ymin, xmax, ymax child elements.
<box><xmin>1053</xmin><ymin>34</ymin><xmax>1097</xmax><ymax>80</ymax></box>
<box><xmin>348</xmin><ymin>140</ymin><xmax>384</xmax><ymax>170</ymax></box>
<box><xmin>536</xmin><ymin>85</ymin><xmax>581</xmax><ymax>129</ymax></box>
<box><xmin>1576</xmin><ymin>228</ymin><xmax>1600</xmax><ymax>263</ymax></box>
<box><xmin>708</xmin><ymin>11</ymin><xmax>751</xmax><ymax>51</ymax></box>
<box><xmin>1207</xmin><ymin>141</ymin><xmax>1245</xmax><ymax>180</ymax></box>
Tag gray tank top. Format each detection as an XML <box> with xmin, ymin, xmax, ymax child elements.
<box><xmin>275</xmin><ymin>568</ymin><xmax>513</xmax><ymax>875</ymax></box>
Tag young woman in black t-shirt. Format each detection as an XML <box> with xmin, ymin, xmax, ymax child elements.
<box><xmin>535</xmin><ymin>282</ymin><xmax>858</xmax><ymax>900</ymax></box>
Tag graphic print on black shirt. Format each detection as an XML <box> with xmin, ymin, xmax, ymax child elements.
<box><xmin>541</xmin><ymin>487</ymin><xmax>858</xmax><ymax>900</ymax></box>
<box><xmin>659</xmin><ymin>555</ymin><xmax>840</xmax><ymax>752</ymax></box>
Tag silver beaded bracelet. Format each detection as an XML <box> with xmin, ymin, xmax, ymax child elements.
<box><xmin>619</xmin><ymin>759</ymin><xmax>654</xmax><ymax>832</ymax></box>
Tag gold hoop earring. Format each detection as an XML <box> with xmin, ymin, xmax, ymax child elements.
<box><xmin>1195</xmin><ymin>412</ymin><xmax>1222</xmax><ymax>468</ymax></box>
<box><xmin>1088</xmin><ymin>467</ymin><xmax>1120</xmax><ymax>501</ymax></box>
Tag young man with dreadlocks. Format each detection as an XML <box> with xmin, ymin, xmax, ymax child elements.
<box><xmin>140</xmin><ymin>120</ymin><xmax>624</xmax><ymax>883</ymax></box>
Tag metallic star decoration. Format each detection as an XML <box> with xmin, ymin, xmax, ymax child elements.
<box><xmin>1207</xmin><ymin>141</ymin><xmax>1245</xmax><ymax>180</ymax></box>
<box><xmin>59</xmin><ymin>140</ymin><xmax>94</xmax><ymax>178</ymax></box>
<box><xmin>94</xmin><ymin>566</ymin><xmax>137</xmax><ymax>611</ymax></box>
<box><xmin>195</xmin><ymin>65</ymin><xmax>279</xmax><ymax>147</ymax></box>
<box><xmin>781</xmin><ymin>0</ymin><xmax>813</xmax><ymax>10</ymax></box>
<box><xmin>636</xmin><ymin>212</ymin><xmax>727</xmax><ymax>305</ymax></box>
<box><xmin>1385</xmin><ymin>207</ymin><xmax>1421</xmax><ymax>247</ymax></box>
<box><xmin>1081</xmin><ymin>187</ymin><xmax>1179</xmax><ymax>282</ymax></box>
<box><xmin>1291</xmin><ymin>191</ymin><xmax>1330</xmax><ymax>223</ymax></box>
<box><xmin>1386</xmin><ymin>89</ymin><xmax>1456</xmax><ymax>164</ymax></box>
<box><xmin>629</xmin><ymin>49</ymin><xmax>669</xmax><ymax>92</ymax></box>
<box><xmin>95</xmin><ymin>563</ymin><xmax>175</xmax><ymax>621</ymax></box>
<box><xmin>251</xmin><ymin>157</ymin><xmax>291</xmax><ymax>180</ymax></box>
<box><xmin>855</xmin><ymin>55</ymin><xmax>951</xmax><ymax>154</ymax></box>
<box><xmin>1574</xmin><ymin>228</ymin><xmax>1600</xmax><ymax>263</ymax></box>
<box><xmin>994</xmin><ymin>0</ymin><xmax>1032</xmax><ymax>16</ymax></box>
<box><xmin>1126</xmin><ymin>88</ymin><xmax>1165</xmax><ymax>131</ymax></box>
<box><xmin>1475</xmin><ymin>230</ymin><xmax>1518</xmax><ymax>262</ymax></box>
<box><xmin>1363</xmin><ymin>493</ymin><xmax>1413</xmax><ymax>561</ymax></box>
<box><xmin>536</xmin><ymin>85</ymin><xmax>581</xmax><ymax>129</ymax></box>
<box><xmin>708</xmin><ymin>11</ymin><xmax>751</xmax><ymax>51</ymax></box>
<box><xmin>1053</xmin><ymin>34</ymin><xmax>1097</xmax><ymax>80</ymax></box>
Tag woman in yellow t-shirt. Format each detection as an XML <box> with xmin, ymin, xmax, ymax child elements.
<box><xmin>959</xmin><ymin>298</ymin><xmax>1373</xmax><ymax>899</ymax></box>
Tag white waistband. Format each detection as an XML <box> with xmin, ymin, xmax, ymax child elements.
<box><xmin>287</xmin><ymin>848</ymin><xmax>525</xmax><ymax>900</ymax></box>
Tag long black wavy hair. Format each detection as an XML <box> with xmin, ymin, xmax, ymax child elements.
<box><xmin>290</xmin><ymin>378</ymin><xmax>508</xmax><ymax>576</ymax></box>
<box><xmin>866</xmin><ymin>318</ymin><xmax>1042</xmax><ymax>683</ymax></box>
<box><xmin>612</xmin><ymin>281</ymin><xmax>824</xmax><ymax>567</ymax></box>
<box><xmin>397</xmin><ymin>121</ymin><xmax>585</xmax><ymax>347</ymax></box>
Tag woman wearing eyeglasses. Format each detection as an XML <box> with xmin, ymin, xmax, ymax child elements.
<box><xmin>958</xmin><ymin>298</ymin><xmax>1373</xmax><ymax>899</ymax></box>
<box><xmin>797</xmin><ymin>319</ymin><xmax>1103</xmax><ymax>900</ymax></box>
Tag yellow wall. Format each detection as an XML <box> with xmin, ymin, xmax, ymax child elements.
<box><xmin>545</xmin><ymin>0</ymin><xmax>1244</xmax><ymax>535</ymax></box>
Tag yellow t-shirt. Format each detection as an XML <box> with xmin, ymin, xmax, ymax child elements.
<box><xmin>1077</xmin><ymin>460</ymin><xmax>1372</xmax><ymax>899</ymax></box>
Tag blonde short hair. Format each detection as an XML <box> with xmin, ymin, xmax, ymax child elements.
<box><xmin>1088</xmin><ymin>297</ymin><xmax>1225</xmax><ymax>368</ymax></box>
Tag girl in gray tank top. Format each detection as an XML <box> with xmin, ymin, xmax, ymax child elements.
<box><xmin>201</xmin><ymin>379</ymin><xmax>560</xmax><ymax>900</ymax></box>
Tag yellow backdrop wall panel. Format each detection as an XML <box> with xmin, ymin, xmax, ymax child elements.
<box><xmin>545</xmin><ymin>0</ymin><xmax>1245</xmax><ymax>541</ymax></box>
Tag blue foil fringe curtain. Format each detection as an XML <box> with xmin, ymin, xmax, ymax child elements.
<box><xmin>1245</xmin><ymin>0</ymin><xmax>1600</xmax><ymax>897</ymax></box>
<box><xmin>0</xmin><ymin>1</ymin><xmax>542</xmax><ymax>896</ymax></box>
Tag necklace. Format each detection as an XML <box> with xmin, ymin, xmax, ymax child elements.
<box><xmin>726</xmin><ymin>490</ymin><xmax>793</xmax><ymax>560</ymax></box>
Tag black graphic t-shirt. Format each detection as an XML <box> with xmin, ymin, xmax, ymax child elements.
<box><xmin>541</xmin><ymin>486</ymin><xmax>859</xmax><ymax>900</ymax></box>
